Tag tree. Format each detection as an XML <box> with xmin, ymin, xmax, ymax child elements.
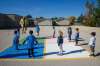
<box><xmin>97</xmin><ymin>0</ymin><xmax>100</xmax><ymax>8</ymax></box>
<box><xmin>26</xmin><ymin>15</ymin><xmax>32</xmax><ymax>18</ymax></box>
<box><xmin>83</xmin><ymin>0</ymin><xmax>96</xmax><ymax>27</ymax></box>
<box><xmin>77</xmin><ymin>14</ymin><xmax>84</xmax><ymax>23</ymax></box>
<box><xmin>40</xmin><ymin>17</ymin><xmax>44</xmax><ymax>19</ymax></box>
<box><xmin>94</xmin><ymin>0</ymin><xmax>100</xmax><ymax>26</ymax></box>
<box><xmin>68</xmin><ymin>16</ymin><xmax>76</xmax><ymax>25</ymax></box>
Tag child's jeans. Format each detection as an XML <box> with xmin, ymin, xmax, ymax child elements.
<box><xmin>75</xmin><ymin>39</ymin><xmax>78</xmax><ymax>45</ymax></box>
<box><xmin>90</xmin><ymin>45</ymin><xmax>95</xmax><ymax>53</ymax></box>
<box><xmin>28</xmin><ymin>48</ymin><xmax>34</xmax><ymax>57</ymax></box>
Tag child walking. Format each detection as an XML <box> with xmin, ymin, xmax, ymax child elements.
<box><xmin>57</xmin><ymin>30</ymin><xmax>64</xmax><ymax>55</ymax></box>
<box><xmin>23</xmin><ymin>30</ymin><xmax>38</xmax><ymax>57</ymax></box>
<box><xmin>12</xmin><ymin>30</ymin><xmax>19</xmax><ymax>50</ymax></box>
<box><xmin>67</xmin><ymin>27</ymin><xmax>72</xmax><ymax>42</ymax></box>
<box><xmin>75</xmin><ymin>28</ymin><xmax>80</xmax><ymax>46</ymax></box>
<box><xmin>89</xmin><ymin>32</ymin><xmax>96</xmax><ymax>56</ymax></box>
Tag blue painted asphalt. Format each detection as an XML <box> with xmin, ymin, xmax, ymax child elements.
<box><xmin>0</xmin><ymin>43</ymin><xmax>44</xmax><ymax>59</ymax></box>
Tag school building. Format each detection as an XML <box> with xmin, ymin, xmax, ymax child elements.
<box><xmin>0</xmin><ymin>13</ymin><xmax>22</xmax><ymax>29</ymax></box>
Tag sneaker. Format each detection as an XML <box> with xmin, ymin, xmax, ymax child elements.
<box><xmin>57</xmin><ymin>53</ymin><xmax>63</xmax><ymax>56</ymax></box>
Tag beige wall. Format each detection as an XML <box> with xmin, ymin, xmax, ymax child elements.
<box><xmin>0</xmin><ymin>13</ymin><xmax>21</xmax><ymax>28</ymax></box>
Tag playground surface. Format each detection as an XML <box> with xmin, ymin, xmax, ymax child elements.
<box><xmin>0</xmin><ymin>26</ymin><xmax>99</xmax><ymax>66</ymax></box>
<box><xmin>45</xmin><ymin>38</ymin><xmax>89</xmax><ymax>59</ymax></box>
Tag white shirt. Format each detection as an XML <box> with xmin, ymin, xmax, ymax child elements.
<box><xmin>89</xmin><ymin>37</ymin><xmax>96</xmax><ymax>46</ymax></box>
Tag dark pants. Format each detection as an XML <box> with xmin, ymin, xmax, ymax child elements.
<box><xmin>28</xmin><ymin>48</ymin><xmax>34</xmax><ymax>57</ymax></box>
<box><xmin>53</xmin><ymin>26</ymin><xmax>55</xmax><ymax>29</ymax></box>
<box><xmin>16</xmin><ymin>45</ymin><xmax>18</xmax><ymax>50</ymax></box>
<box><xmin>13</xmin><ymin>43</ymin><xmax>18</xmax><ymax>50</ymax></box>
<box><xmin>53</xmin><ymin>30</ymin><xmax>55</xmax><ymax>38</ymax></box>
<box><xmin>90</xmin><ymin>46</ymin><xmax>95</xmax><ymax>54</ymax></box>
<box><xmin>68</xmin><ymin>34</ymin><xmax>72</xmax><ymax>41</ymax></box>
<box><xmin>75</xmin><ymin>39</ymin><xmax>78</xmax><ymax>45</ymax></box>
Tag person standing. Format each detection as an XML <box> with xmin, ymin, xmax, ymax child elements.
<box><xmin>23</xmin><ymin>30</ymin><xmax>38</xmax><ymax>57</ymax></box>
<box><xmin>12</xmin><ymin>30</ymin><xmax>19</xmax><ymax>50</ymax></box>
<box><xmin>57</xmin><ymin>30</ymin><xmax>64</xmax><ymax>55</ymax></box>
<box><xmin>20</xmin><ymin>17</ymin><xmax>24</xmax><ymax>34</ymax></box>
<box><xmin>24</xmin><ymin>17</ymin><xmax>29</xmax><ymax>33</ymax></box>
<box><xmin>53</xmin><ymin>26</ymin><xmax>56</xmax><ymax>38</ymax></box>
<box><xmin>89</xmin><ymin>32</ymin><xmax>96</xmax><ymax>56</ymax></box>
<box><xmin>20</xmin><ymin>17</ymin><xmax>28</xmax><ymax>34</ymax></box>
<box><xmin>52</xmin><ymin>19</ymin><xmax>56</xmax><ymax>38</ymax></box>
<box><xmin>35</xmin><ymin>21</ymin><xmax>40</xmax><ymax>36</ymax></box>
<box><xmin>67</xmin><ymin>27</ymin><xmax>72</xmax><ymax>42</ymax></box>
<box><xmin>75</xmin><ymin>28</ymin><xmax>80</xmax><ymax>46</ymax></box>
<box><xmin>16</xmin><ymin>28</ymin><xmax>20</xmax><ymax>38</ymax></box>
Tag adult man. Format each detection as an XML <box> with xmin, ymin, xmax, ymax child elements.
<box><xmin>20</xmin><ymin>17</ymin><xmax>28</xmax><ymax>34</ymax></box>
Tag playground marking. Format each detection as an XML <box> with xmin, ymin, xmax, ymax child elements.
<box><xmin>45</xmin><ymin>38</ymin><xmax>90</xmax><ymax>59</ymax></box>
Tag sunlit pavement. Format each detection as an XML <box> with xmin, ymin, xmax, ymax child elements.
<box><xmin>0</xmin><ymin>36</ymin><xmax>89</xmax><ymax>59</ymax></box>
<box><xmin>0</xmin><ymin>26</ymin><xmax>99</xmax><ymax>66</ymax></box>
<box><xmin>44</xmin><ymin>38</ymin><xmax>90</xmax><ymax>59</ymax></box>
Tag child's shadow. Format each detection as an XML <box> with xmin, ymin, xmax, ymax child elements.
<box><xmin>77</xmin><ymin>43</ymin><xmax>88</xmax><ymax>46</ymax></box>
<box><xmin>95</xmin><ymin>53</ymin><xmax>100</xmax><ymax>57</ymax></box>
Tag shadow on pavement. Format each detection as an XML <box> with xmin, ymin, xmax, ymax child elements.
<box><xmin>77</xmin><ymin>43</ymin><xmax>88</xmax><ymax>46</ymax></box>
<box><xmin>95</xmin><ymin>53</ymin><xmax>100</xmax><ymax>57</ymax></box>
<box><xmin>0</xmin><ymin>43</ymin><xmax>44</xmax><ymax>59</ymax></box>
<box><xmin>44</xmin><ymin>49</ymin><xmax>85</xmax><ymax>56</ymax></box>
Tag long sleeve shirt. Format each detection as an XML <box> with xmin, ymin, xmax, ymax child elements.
<box><xmin>13</xmin><ymin>34</ymin><xmax>19</xmax><ymax>46</ymax></box>
<box><xmin>24</xmin><ymin>35</ymin><xmax>37</xmax><ymax>48</ymax></box>
<box><xmin>57</xmin><ymin>36</ymin><xmax>63</xmax><ymax>44</ymax></box>
<box><xmin>89</xmin><ymin>37</ymin><xmax>96</xmax><ymax>47</ymax></box>
<box><xmin>75</xmin><ymin>32</ymin><xmax>79</xmax><ymax>40</ymax></box>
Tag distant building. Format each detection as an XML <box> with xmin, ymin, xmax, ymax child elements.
<box><xmin>0</xmin><ymin>13</ymin><xmax>22</xmax><ymax>29</ymax></box>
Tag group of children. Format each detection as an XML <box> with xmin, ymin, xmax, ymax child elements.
<box><xmin>13</xmin><ymin>29</ymin><xmax>38</xmax><ymax>57</ymax></box>
<box><xmin>12</xmin><ymin>26</ymin><xmax>96</xmax><ymax>57</ymax></box>
<box><xmin>57</xmin><ymin>27</ymin><xmax>96</xmax><ymax>56</ymax></box>
<box><xmin>57</xmin><ymin>27</ymin><xmax>80</xmax><ymax>56</ymax></box>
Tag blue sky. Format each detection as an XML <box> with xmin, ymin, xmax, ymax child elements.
<box><xmin>0</xmin><ymin>0</ymin><xmax>96</xmax><ymax>18</ymax></box>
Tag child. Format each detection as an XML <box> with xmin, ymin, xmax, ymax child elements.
<box><xmin>75</xmin><ymin>28</ymin><xmax>80</xmax><ymax>46</ymax></box>
<box><xmin>53</xmin><ymin>26</ymin><xmax>55</xmax><ymax>38</ymax></box>
<box><xmin>67</xmin><ymin>27</ymin><xmax>72</xmax><ymax>42</ymax></box>
<box><xmin>12</xmin><ymin>30</ymin><xmax>19</xmax><ymax>50</ymax></box>
<box><xmin>35</xmin><ymin>22</ymin><xmax>40</xmax><ymax>36</ymax></box>
<box><xmin>23</xmin><ymin>30</ymin><xmax>38</xmax><ymax>57</ymax></box>
<box><xmin>16</xmin><ymin>28</ymin><xmax>20</xmax><ymax>39</ymax></box>
<box><xmin>52</xmin><ymin>20</ymin><xmax>56</xmax><ymax>29</ymax></box>
<box><xmin>89</xmin><ymin>32</ymin><xmax>96</xmax><ymax>56</ymax></box>
<box><xmin>57</xmin><ymin>30</ymin><xmax>64</xmax><ymax>55</ymax></box>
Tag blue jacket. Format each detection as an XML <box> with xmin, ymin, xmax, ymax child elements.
<box><xmin>75</xmin><ymin>32</ymin><xmax>79</xmax><ymax>40</ymax></box>
<box><xmin>24</xmin><ymin>35</ymin><xmax>37</xmax><ymax>49</ymax></box>
<box><xmin>35</xmin><ymin>25</ymin><xmax>40</xmax><ymax>32</ymax></box>
<box><xmin>13</xmin><ymin>34</ymin><xmax>19</xmax><ymax>46</ymax></box>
